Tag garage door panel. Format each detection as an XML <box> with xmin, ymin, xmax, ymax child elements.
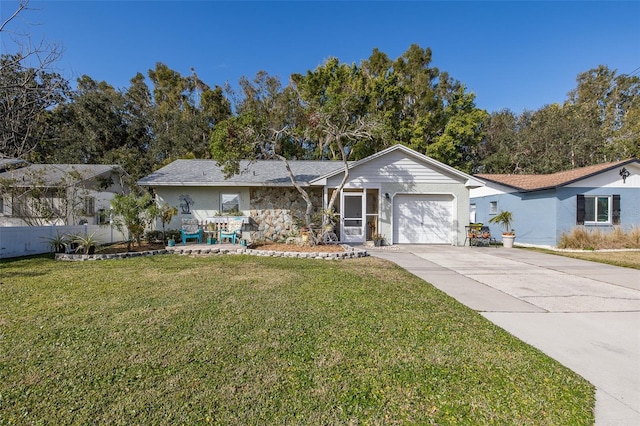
<box><xmin>394</xmin><ymin>195</ymin><xmax>453</xmax><ymax>244</ymax></box>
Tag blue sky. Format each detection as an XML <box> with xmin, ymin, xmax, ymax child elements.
<box><xmin>2</xmin><ymin>1</ymin><xmax>639</xmax><ymax>113</ymax></box>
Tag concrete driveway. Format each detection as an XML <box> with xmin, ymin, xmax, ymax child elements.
<box><xmin>370</xmin><ymin>245</ymin><xmax>640</xmax><ymax>425</ymax></box>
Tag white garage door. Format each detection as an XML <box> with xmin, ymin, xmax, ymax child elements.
<box><xmin>393</xmin><ymin>194</ymin><xmax>453</xmax><ymax>244</ymax></box>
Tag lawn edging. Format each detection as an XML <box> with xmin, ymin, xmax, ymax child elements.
<box><xmin>55</xmin><ymin>244</ymin><xmax>368</xmax><ymax>261</ymax></box>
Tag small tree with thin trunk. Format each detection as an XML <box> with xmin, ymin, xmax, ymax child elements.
<box><xmin>158</xmin><ymin>203</ymin><xmax>178</xmax><ymax>243</ymax></box>
<box><xmin>110</xmin><ymin>191</ymin><xmax>156</xmax><ymax>250</ymax></box>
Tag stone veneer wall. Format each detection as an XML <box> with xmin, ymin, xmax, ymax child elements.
<box><xmin>248</xmin><ymin>187</ymin><xmax>323</xmax><ymax>242</ymax></box>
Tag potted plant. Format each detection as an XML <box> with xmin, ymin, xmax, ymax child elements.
<box><xmin>165</xmin><ymin>230</ymin><xmax>179</xmax><ymax>247</ymax></box>
<box><xmin>319</xmin><ymin>208</ymin><xmax>338</xmax><ymax>232</ymax></box>
<box><xmin>72</xmin><ymin>232</ymin><xmax>100</xmax><ymax>255</ymax></box>
<box><xmin>43</xmin><ymin>232</ymin><xmax>70</xmax><ymax>253</ymax></box>
<box><xmin>206</xmin><ymin>222</ymin><xmax>217</xmax><ymax>244</ymax></box>
<box><xmin>372</xmin><ymin>233</ymin><xmax>385</xmax><ymax>247</ymax></box>
<box><xmin>488</xmin><ymin>211</ymin><xmax>515</xmax><ymax>248</ymax></box>
<box><xmin>299</xmin><ymin>225</ymin><xmax>310</xmax><ymax>243</ymax></box>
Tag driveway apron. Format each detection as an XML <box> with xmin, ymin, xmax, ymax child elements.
<box><xmin>370</xmin><ymin>246</ymin><xmax>640</xmax><ymax>426</ymax></box>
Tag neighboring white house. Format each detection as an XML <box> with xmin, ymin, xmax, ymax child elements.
<box><xmin>0</xmin><ymin>162</ymin><xmax>129</xmax><ymax>227</ymax></box>
<box><xmin>470</xmin><ymin>159</ymin><xmax>640</xmax><ymax>247</ymax></box>
<box><xmin>138</xmin><ymin>145</ymin><xmax>483</xmax><ymax>245</ymax></box>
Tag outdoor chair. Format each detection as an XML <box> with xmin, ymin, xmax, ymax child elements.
<box><xmin>181</xmin><ymin>219</ymin><xmax>203</xmax><ymax>245</ymax></box>
<box><xmin>219</xmin><ymin>217</ymin><xmax>243</xmax><ymax>244</ymax></box>
<box><xmin>476</xmin><ymin>226</ymin><xmax>497</xmax><ymax>247</ymax></box>
<box><xmin>465</xmin><ymin>225</ymin><xmax>496</xmax><ymax>247</ymax></box>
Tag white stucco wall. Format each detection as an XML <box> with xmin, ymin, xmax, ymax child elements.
<box><xmin>154</xmin><ymin>186</ymin><xmax>252</xmax><ymax>230</ymax></box>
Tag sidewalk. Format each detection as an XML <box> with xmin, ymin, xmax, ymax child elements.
<box><xmin>370</xmin><ymin>245</ymin><xmax>640</xmax><ymax>426</ymax></box>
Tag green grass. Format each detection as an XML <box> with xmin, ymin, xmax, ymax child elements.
<box><xmin>0</xmin><ymin>254</ymin><xmax>594</xmax><ymax>425</ymax></box>
<box><xmin>528</xmin><ymin>248</ymin><xmax>640</xmax><ymax>270</ymax></box>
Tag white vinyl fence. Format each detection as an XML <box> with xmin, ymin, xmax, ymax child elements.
<box><xmin>0</xmin><ymin>224</ymin><xmax>127</xmax><ymax>259</ymax></box>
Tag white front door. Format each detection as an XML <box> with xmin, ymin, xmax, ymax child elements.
<box><xmin>342</xmin><ymin>192</ymin><xmax>365</xmax><ymax>243</ymax></box>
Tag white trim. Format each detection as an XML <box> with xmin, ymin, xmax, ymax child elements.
<box><xmin>489</xmin><ymin>201</ymin><xmax>498</xmax><ymax>214</ymax></box>
<box><xmin>220</xmin><ymin>193</ymin><xmax>240</xmax><ymax>214</ymax></box>
<box><xmin>583</xmin><ymin>195</ymin><xmax>613</xmax><ymax>225</ymax></box>
<box><xmin>341</xmin><ymin>191</ymin><xmax>366</xmax><ymax>243</ymax></box>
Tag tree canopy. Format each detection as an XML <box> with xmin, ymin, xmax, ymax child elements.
<box><xmin>479</xmin><ymin>65</ymin><xmax>639</xmax><ymax>174</ymax></box>
<box><xmin>2</xmin><ymin>2</ymin><xmax>638</xmax><ymax>181</ymax></box>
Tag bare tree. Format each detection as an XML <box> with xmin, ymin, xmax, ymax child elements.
<box><xmin>211</xmin><ymin>68</ymin><xmax>379</xmax><ymax>239</ymax></box>
<box><xmin>292</xmin><ymin>60</ymin><xmax>379</xmax><ymax>226</ymax></box>
<box><xmin>0</xmin><ymin>0</ymin><xmax>69</xmax><ymax>159</ymax></box>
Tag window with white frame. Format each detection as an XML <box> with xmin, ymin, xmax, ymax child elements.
<box><xmin>220</xmin><ymin>193</ymin><xmax>240</xmax><ymax>214</ymax></box>
<box><xmin>489</xmin><ymin>201</ymin><xmax>498</xmax><ymax>214</ymax></box>
<box><xmin>577</xmin><ymin>194</ymin><xmax>620</xmax><ymax>225</ymax></box>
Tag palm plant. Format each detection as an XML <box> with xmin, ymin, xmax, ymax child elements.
<box><xmin>72</xmin><ymin>233</ymin><xmax>100</xmax><ymax>255</ymax></box>
<box><xmin>43</xmin><ymin>232</ymin><xmax>70</xmax><ymax>253</ymax></box>
<box><xmin>489</xmin><ymin>211</ymin><xmax>514</xmax><ymax>235</ymax></box>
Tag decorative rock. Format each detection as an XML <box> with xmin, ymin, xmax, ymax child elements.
<box><xmin>56</xmin><ymin>243</ymin><xmax>367</xmax><ymax>261</ymax></box>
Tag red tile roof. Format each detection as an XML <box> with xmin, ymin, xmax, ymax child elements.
<box><xmin>475</xmin><ymin>159</ymin><xmax>638</xmax><ymax>191</ymax></box>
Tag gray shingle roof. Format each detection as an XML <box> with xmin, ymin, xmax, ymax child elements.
<box><xmin>0</xmin><ymin>164</ymin><xmax>121</xmax><ymax>187</ymax></box>
<box><xmin>138</xmin><ymin>159</ymin><xmax>346</xmax><ymax>187</ymax></box>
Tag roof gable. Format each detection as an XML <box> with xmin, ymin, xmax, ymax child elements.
<box><xmin>475</xmin><ymin>159</ymin><xmax>639</xmax><ymax>192</ymax></box>
<box><xmin>312</xmin><ymin>144</ymin><xmax>482</xmax><ymax>187</ymax></box>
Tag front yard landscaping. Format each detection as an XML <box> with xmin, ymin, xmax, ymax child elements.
<box><xmin>0</xmin><ymin>254</ymin><xmax>594</xmax><ymax>424</ymax></box>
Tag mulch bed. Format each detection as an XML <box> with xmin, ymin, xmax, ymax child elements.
<box><xmin>251</xmin><ymin>243</ymin><xmax>346</xmax><ymax>253</ymax></box>
<box><xmin>96</xmin><ymin>242</ymin><xmax>167</xmax><ymax>254</ymax></box>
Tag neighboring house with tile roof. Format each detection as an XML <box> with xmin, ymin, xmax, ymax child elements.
<box><xmin>139</xmin><ymin>144</ymin><xmax>483</xmax><ymax>245</ymax></box>
<box><xmin>470</xmin><ymin>159</ymin><xmax>640</xmax><ymax>247</ymax></box>
<box><xmin>0</xmin><ymin>163</ymin><xmax>129</xmax><ymax>226</ymax></box>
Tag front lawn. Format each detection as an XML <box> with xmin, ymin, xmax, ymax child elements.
<box><xmin>0</xmin><ymin>254</ymin><xmax>594</xmax><ymax>424</ymax></box>
<box><xmin>531</xmin><ymin>248</ymin><xmax>640</xmax><ymax>270</ymax></box>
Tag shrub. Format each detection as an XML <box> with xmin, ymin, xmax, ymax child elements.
<box><xmin>165</xmin><ymin>229</ymin><xmax>181</xmax><ymax>241</ymax></box>
<box><xmin>558</xmin><ymin>226</ymin><xmax>640</xmax><ymax>250</ymax></box>
<box><xmin>145</xmin><ymin>230</ymin><xmax>164</xmax><ymax>242</ymax></box>
<box><xmin>627</xmin><ymin>227</ymin><xmax>640</xmax><ymax>247</ymax></box>
<box><xmin>110</xmin><ymin>192</ymin><xmax>157</xmax><ymax>250</ymax></box>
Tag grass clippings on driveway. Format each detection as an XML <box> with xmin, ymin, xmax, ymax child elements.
<box><xmin>0</xmin><ymin>254</ymin><xmax>594</xmax><ymax>425</ymax></box>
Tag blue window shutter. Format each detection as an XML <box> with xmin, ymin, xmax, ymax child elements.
<box><xmin>612</xmin><ymin>194</ymin><xmax>620</xmax><ymax>225</ymax></box>
<box><xmin>576</xmin><ymin>195</ymin><xmax>585</xmax><ymax>225</ymax></box>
